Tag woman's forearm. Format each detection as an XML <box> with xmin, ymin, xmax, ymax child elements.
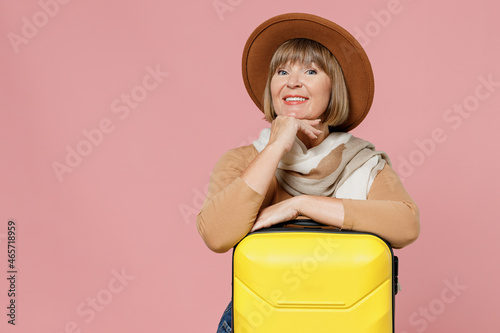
<box><xmin>295</xmin><ymin>194</ymin><xmax>418</xmax><ymax>248</ymax></box>
<box><xmin>342</xmin><ymin>198</ymin><xmax>419</xmax><ymax>248</ymax></box>
<box><xmin>250</xmin><ymin>195</ymin><xmax>344</xmax><ymax>232</ymax></box>
<box><xmin>239</xmin><ymin>143</ymin><xmax>285</xmax><ymax>196</ymax></box>
<box><xmin>275</xmin><ymin>163</ymin><xmax>420</xmax><ymax>248</ymax></box>
<box><xmin>295</xmin><ymin>195</ymin><xmax>345</xmax><ymax>228</ymax></box>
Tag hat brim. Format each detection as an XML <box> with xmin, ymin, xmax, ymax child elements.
<box><xmin>242</xmin><ymin>13</ymin><xmax>374</xmax><ymax>132</ymax></box>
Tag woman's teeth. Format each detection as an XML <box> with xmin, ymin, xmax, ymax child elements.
<box><xmin>285</xmin><ymin>97</ymin><xmax>307</xmax><ymax>101</ymax></box>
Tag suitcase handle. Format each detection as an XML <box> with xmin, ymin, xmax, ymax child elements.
<box><xmin>274</xmin><ymin>219</ymin><xmax>328</xmax><ymax>228</ymax></box>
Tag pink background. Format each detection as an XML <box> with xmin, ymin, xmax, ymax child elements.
<box><xmin>1</xmin><ymin>0</ymin><xmax>499</xmax><ymax>332</ymax></box>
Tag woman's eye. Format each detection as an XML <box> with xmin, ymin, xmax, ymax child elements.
<box><xmin>277</xmin><ymin>69</ymin><xmax>288</xmax><ymax>75</ymax></box>
<box><xmin>306</xmin><ymin>69</ymin><xmax>317</xmax><ymax>75</ymax></box>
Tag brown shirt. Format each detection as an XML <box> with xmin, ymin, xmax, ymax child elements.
<box><xmin>197</xmin><ymin>145</ymin><xmax>420</xmax><ymax>252</ymax></box>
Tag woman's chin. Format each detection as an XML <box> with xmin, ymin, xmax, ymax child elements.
<box><xmin>280</xmin><ymin>110</ymin><xmax>303</xmax><ymax>118</ymax></box>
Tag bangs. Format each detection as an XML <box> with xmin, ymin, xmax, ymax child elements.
<box><xmin>269</xmin><ymin>39</ymin><xmax>330</xmax><ymax>73</ymax></box>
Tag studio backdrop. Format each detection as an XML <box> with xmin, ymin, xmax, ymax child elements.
<box><xmin>1</xmin><ymin>0</ymin><xmax>499</xmax><ymax>332</ymax></box>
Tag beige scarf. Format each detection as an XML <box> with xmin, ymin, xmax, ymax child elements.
<box><xmin>252</xmin><ymin>128</ymin><xmax>390</xmax><ymax>200</ymax></box>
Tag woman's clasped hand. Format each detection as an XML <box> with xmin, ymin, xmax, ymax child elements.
<box><xmin>267</xmin><ymin>115</ymin><xmax>323</xmax><ymax>155</ymax></box>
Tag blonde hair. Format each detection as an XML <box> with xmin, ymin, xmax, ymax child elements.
<box><xmin>263</xmin><ymin>38</ymin><xmax>349</xmax><ymax>128</ymax></box>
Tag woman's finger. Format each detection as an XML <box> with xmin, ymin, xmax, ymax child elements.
<box><xmin>297</xmin><ymin>119</ymin><xmax>322</xmax><ymax>139</ymax></box>
<box><xmin>267</xmin><ymin>116</ymin><xmax>324</xmax><ymax>152</ymax></box>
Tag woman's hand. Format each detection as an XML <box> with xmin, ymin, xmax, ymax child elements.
<box><xmin>251</xmin><ymin>197</ymin><xmax>300</xmax><ymax>232</ymax></box>
<box><xmin>240</xmin><ymin>116</ymin><xmax>323</xmax><ymax>197</ymax></box>
<box><xmin>267</xmin><ymin>115</ymin><xmax>323</xmax><ymax>155</ymax></box>
<box><xmin>250</xmin><ymin>195</ymin><xmax>345</xmax><ymax>232</ymax></box>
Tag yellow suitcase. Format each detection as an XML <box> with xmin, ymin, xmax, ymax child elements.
<box><xmin>232</xmin><ymin>220</ymin><xmax>399</xmax><ymax>332</ymax></box>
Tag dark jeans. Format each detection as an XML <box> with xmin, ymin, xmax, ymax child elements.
<box><xmin>216</xmin><ymin>301</ymin><xmax>232</xmax><ymax>333</ymax></box>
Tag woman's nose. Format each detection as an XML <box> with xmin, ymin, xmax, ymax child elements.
<box><xmin>286</xmin><ymin>73</ymin><xmax>302</xmax><ymax>88</ymax></box>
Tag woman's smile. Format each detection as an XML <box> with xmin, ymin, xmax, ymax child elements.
<box><xmin>283</xmin><ymin>95</ymin><xmax>309</xmax><ymax>105</ymax></box>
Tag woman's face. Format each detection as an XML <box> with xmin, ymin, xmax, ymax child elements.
<box><xmin>270</xmin><ymin>61</ymin><xmax>331</xmax><ymax>120</ymax></box>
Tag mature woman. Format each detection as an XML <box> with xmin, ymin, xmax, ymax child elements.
<box><xmin>197</xmin><ymin>13</ymin><xmax>420</xmax><ymax>333</ymax></box>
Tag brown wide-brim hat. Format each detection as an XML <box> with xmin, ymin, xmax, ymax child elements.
<box><xmin>242</xmin><ymin>13</ymin><xmax>374</xmax><ymax>132</ymax></box>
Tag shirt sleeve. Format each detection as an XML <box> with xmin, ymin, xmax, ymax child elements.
<box><xmin>341</xmin><ymin>164</ymin><xmax>420</xmax><ymax>248</ymax></box>
<box><xmin>196</xmin><ymin>146</ymin><xmax>265</xmax><ymax>253</ymax></box>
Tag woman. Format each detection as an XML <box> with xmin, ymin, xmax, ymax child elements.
<box><xmin>196</xmin><ymin>13</ymin><xmax>420</xmax><ymax>332</ymax></box>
